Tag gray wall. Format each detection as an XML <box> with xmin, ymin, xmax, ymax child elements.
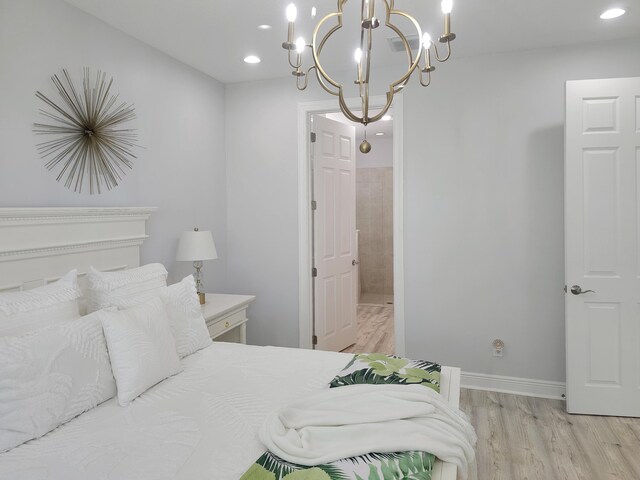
<box><xmin>226</xmin><ymin>38</ymin><xmax>640</xmax><ymax>382</ymax></box>
<box><xmin>0</xmin><ymin>0</ymin><xmax>227</xmax><ymax>288</ymax></box>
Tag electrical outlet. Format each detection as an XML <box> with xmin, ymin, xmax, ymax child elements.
<box><xmin>492</xmin><ymin>339</ymin><xmax>504</xmax><ymax>357</ymax></box>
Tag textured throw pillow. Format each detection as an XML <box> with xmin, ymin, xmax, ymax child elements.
<box><xmin>85</xmin><ymin>263</ymin><xmax>168</xmax><ymax>313</ymax></box>
<box><xmin>0</xmin><ymin>269</ymin><xmax>81</xmax><ymax>337</ymax></box>
<box><xmin>0</xmin><ymin>310</ymin><xmax>116</xmax><ymax>452</ymax></box>
<box><xmin>99</xmin><ymin>297</ymin><xmax>182</xmax><ymax>406</ymax></box>
<box><xmin>160</xmin><ymin>275</ymin><xmax>212</xmax><ymax>358</ymax></box>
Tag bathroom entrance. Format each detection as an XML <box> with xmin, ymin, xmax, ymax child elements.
<box><xmin>324</xmin><ymin>110</ymin><xmax>395</xmax><ymax>355</ymax></box>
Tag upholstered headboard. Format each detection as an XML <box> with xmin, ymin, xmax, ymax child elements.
<box><xmin>0</xmin><ymin>207</ymin><xmax>156</xmax><ymax>294</ymax></box>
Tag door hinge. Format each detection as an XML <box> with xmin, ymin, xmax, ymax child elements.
<box><xmin>312</xmin><ymin>335</ymin><xmax>318</xmax><ymax>346</ymax></box>
<box><xmin>312</xmin><ymin>267</ymin><xmax>318</xmax><ymax>277</ymax></box>
<box><xmin>310</xmin><ymin>132</ymin><xmax>316</xmax><ymax>143</ymax></box>
<box><xmin>311</xmin><ymin>200</ymin><xmax>317</xmax><ymax>210</ymax></box>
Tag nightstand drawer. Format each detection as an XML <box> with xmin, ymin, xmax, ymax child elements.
<box><xmin>206</xmin><ymin>309</ymin><xmax>246</xmax><ymax>339</ymax></box>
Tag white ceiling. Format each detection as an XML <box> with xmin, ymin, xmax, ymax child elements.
<box><xmin>64</xmin><ymin>0</ymin><xmax>640</xmax><ymax>84</ymax></box>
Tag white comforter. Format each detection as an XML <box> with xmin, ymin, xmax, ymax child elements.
<box><xmin>260</xmin><ymin>384</ymin><xmax>476</xmax><ymax>479</ymax></box>
<box><xmin>0</xmin><ymin>343</ymin><xmax>350</xmax><ymax>480</ymax></box>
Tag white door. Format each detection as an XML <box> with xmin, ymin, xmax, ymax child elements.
<box><xmin>313</xmin><ymin>115</ymin><xmax>358</xmax><ymax>352</ymax></box>
<box><xmin>565</xmin><ymin>77</ymin><xmax>640</xmax><ymax>416</ymax></box>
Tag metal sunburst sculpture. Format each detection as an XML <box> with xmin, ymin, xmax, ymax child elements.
<box><xmin>33</xmin><ymin>68</ymin><xmax>139</xmax><ymax>194</ymax></box>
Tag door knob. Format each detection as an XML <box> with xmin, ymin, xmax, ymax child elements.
<box><xmin>352</xmin><ymin>259</ymin><xmax>359</xmax><ymax>266</ymax></box>
<box><xmin>570</xmin><ymin>285</ymin><xmax>595</xmax><ymax>295</ymax></box>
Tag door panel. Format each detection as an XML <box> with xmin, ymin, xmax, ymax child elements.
<box><xmin>582</xmin><ymin>148</ymin><xmax>619</xmax><ymax>275</ymax></box>
<box><xmin>566</xmin><ymin>77</ymin><xmax>640</xmax><ymax>416</ymax></box>
<box><xmin>585</xmin><ymin>302</ymin><xmax>620</xmax><ymax>385</ymax></box>
<box><xmin>313</xmin><ymin>116</ymin><xmax>357</xmax><ymax>352</ymax></box>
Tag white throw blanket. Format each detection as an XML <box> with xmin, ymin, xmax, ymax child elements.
<box><xmin>260</xmin><ymin>384</ymin><xmax>477</xmax><ymax>479</ymax></box>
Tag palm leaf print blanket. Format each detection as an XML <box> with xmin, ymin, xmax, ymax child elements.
<box><xmin>240</xmin><ymin>353</ymin><xmax>447</xmax><ymax>480</ymax></box>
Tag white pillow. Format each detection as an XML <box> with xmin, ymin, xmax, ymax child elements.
<box><xmin>0</xmin><ymin>269</ymin><xmax>81</xmax><ymax>337</ymax></box>
<box><xmin>99</xmin><ymin>297</ymin><xmax>182</xmax><ymax>406</ymax></box>
<box><xmin>0</xmin><ymin>310</ymin><xmax>116</xmax><ymax>452</ymax></box>
<box><xmin>160</xmin><ymin>275</ymin><xmax>212</xmax><ymax>358</ymax></box>
<box><xmin>86</xmin><ymin>263</ymin><xmax>168</xmax><ymax>313</ymax></box>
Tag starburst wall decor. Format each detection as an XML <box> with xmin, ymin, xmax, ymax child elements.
<box><xmin>33</xmin><ymin>68</ymin><xmax>139</xmax><ymax>194</ymax></box>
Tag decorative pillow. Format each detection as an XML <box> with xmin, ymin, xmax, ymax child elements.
<box><xmin>0</xmin><ymin>269</ymin><xmax>81</xmax><ymax>337</ymax></box>
<box><xmin>160</xmin><ymin>275</ymin><xmax>212</xmax><ymax>358</ymax></box>
<box><xmin>85</xmin><ymin>263</ymin><xmax>168</xmax><ymax>313</ymax></box>
<box><xmin>0</xmin><ymin>310</ymin><xmax>116</xmax><ymax>452</ymax></box>
<box><xmin>329</xmin><ymin>353</ymin><xmax>441</xmax><ymax>392</ymax></box>
<box><xmin>99</xmin><ymin>297</ymin><xmax>182</xmax><ymax>406</ymax></box>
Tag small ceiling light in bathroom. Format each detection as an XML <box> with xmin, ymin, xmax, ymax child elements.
<box><xmin>244</xmin><ymin>55</ymin><xmax>261</xmax><ymax>64</ymax></box>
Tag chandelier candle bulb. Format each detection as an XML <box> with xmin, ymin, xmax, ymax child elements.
<box><xmin>296</xmin><ymin>37</ymin><xmax>306</xmax><ymax>53</ymax></box>
<box><xmin>286</xmin><ymin>3</ymin><xmax>297</xmax><ymax>22</ymax></box>
<box><xmin>294</xmin><ymin>37</ymin><xmax>306</xmax><ymax>74</ymax></box>
<box><xmin>354</xmin><ymin>48</ymin><xmax>363</xmax><ymax>63</ymax></box>
<box><xmin>441</xmin><ymin>0</ymin><xmax>453</xmax><ymax>40</ymax></box>
<box><xmin>422</xmin><ymin>32</ymin><xmax>432</xmax><ymax>48</ymax></box>
<box><xmin>283</xmin><ymin>3</ymin><xmax>297</xmax><ymax>50</ymax></box>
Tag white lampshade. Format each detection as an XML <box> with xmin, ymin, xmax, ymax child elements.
<box><xmin>176</xmin><ymin>229</ymin><xmax>218</xmax><ymax>262</ymax></box>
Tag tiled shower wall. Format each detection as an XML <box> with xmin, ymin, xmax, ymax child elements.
<box><xmin>356</xmin><ymin>167</ymin><xmax>393</xmax><ymax>296</ymax></box>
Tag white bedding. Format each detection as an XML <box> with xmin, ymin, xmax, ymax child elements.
<box><xmin>0</xmin><ymin>343</ymin><xmax>351</xmax><ymax>480</ymax></box>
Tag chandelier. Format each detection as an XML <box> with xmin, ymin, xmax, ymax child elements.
<box><xmin>282</xmin><ymin>0</ymin><xmax>456</xmax><ymax>153</ymax></box>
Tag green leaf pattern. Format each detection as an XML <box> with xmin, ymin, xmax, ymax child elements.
<box><xmin>241</xmin><ymin>354</ymin><xmax>441</xmax><ymax>480</ymax></box>
<box><xmin>329</xmin><ymin>354</ymin><xmax>441</xmax><ymax>392</ymax></box>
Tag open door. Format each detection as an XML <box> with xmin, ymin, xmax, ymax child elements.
<box><xmin>565</xmin><ymin>77</ymin><xmax>640</xmax><ymax>416</ymax></box>
<box><xmin>312</xmin><ymin>115</ymin><xmax>358</xmax><ymax>352</ymax></box>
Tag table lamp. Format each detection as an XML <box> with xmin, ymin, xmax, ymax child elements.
<box><xmin>176</xmin><ymin>228</ymin><xmax>218</xmax><ymax>304</ymax></box>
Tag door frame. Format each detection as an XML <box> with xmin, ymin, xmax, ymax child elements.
<box><xmin>297</xmin><ymin>94</ymin><xmax>405</xmax><ymax>356</ymax></box>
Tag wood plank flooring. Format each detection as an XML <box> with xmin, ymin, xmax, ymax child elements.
<box><xmin>342</xmin><ymin>304</ymin><xmax>395</xmax><ymax>355</ymax></box>
<box><xmin>461</xmin><ymin>388</ymin><xmax>640</xmax><ymax>480</ymax></box>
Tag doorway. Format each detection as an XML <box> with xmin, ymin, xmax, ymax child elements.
<box><xmin>297</xmin><ymin>95</ymin><xmax>405</xmax><ymax>357</ymax></box>
<box><xmin>323</xmin><ymin>112</ymin><xmax>395</xmax><ymax>355</ymax></box>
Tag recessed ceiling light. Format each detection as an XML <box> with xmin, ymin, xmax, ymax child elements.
<box><xmin>258</xmin><ymin>24</ymin><xmax>272</xmax><ymax>30</ymax></box>
<box><xmin>244</xmin><ymin>55</ymin><xmax>261</xmax><ymax>64</ymax></box>
<box><xmin>311</xmin><ymin>6</ymin><xmax>317</xmax><ymax>17</ymax></box>
<box><xmin>382</xmin><ymin>115</ymin><xmax>392</xmax><ymax>121</ymax></box>
<box><xmin>375</xmin><ymin>132</ymin><xmax>385</xmax><ymax>136</ymax></box>
<box><xmin>600</xmin><ymin>8</ymin><xmax>625</xmax><ymax>19</ymax></box>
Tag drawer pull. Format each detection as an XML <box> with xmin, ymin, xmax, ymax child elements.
<box><xmin>224</xmin><ymin>321</ymin><xmax>230</xmax><ymax>328</ymax></box>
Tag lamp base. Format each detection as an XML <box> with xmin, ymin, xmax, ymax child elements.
<box><xmin>199</xmin><ymin>292</ymin><xmax>206</xmax><ymax>305</ymax></box>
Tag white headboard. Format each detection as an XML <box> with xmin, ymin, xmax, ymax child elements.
<box><xmin>0</xmin><ymin>207</ymin><xmax>157</xmax><ymax>293</ymax></box>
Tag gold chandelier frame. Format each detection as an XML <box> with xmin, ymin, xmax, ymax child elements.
<box><xmin>283</xmin><ymin>0</ymin><xmax>456</xmax><ymax>127</ymax></box>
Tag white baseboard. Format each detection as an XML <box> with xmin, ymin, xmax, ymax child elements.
<box><xmin>461</xmin><ymin>371</ymin><xmax>566</xmax><ymax>400</ymax></box>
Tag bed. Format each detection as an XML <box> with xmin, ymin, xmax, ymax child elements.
<box><xmin>0</xmin><ymin>207</ymin><xmax>462</xmax><ymax>480</ymax></box>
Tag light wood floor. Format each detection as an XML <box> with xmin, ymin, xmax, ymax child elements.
<box><xmin>342</xmin><ymin>304</ymin><xmax>395</xmax><ymax>355</ymax></box>
<box><xmin>461</xmin><ymin>388</ymin><xmax>640</xmax><ymax>480</ymax></box>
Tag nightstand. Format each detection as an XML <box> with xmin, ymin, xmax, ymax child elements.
<box><xmin>201</xmin><ymin>294</ymin><xmax>256</xmax><ymax>344</ymax></box>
